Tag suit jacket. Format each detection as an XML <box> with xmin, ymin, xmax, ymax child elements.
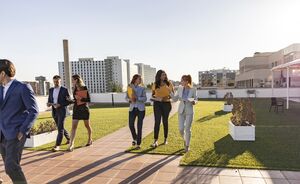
<box><xmin>125</xmin><ymin>85</ymin><xmax>147</xmax><ymax>111</ymax></box>
<box><xmin>171</xmin><ymin>86</ymin><xmax>197</xmax><ymax>115</ymax></box>
<box><xmin>48</xmin><ymin>86</ymin><xmax>70</xmax><ymax>117</ymax></box>
<box><xmin>0</xmin><ymin>80</ymin><xmax>39</xmax><ymax>140</ymax></box>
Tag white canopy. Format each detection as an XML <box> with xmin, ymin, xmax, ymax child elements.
<box><xmin>271</xmin><ymin>58</ymin><xmax>300</xmax><ymax>109</ymax></box>
<box><xmin>272</xmin><ymin>58</ymin><xmax>300</xmax><ymax>71</ymax></box>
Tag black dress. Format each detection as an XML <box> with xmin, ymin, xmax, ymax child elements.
<box><xmin>72</xmin><ymin>86</ymin><xmax>91</xmax><ymax>120</ymax></box>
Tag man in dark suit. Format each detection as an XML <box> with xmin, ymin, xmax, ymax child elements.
<box><xmin>47</xmin><ymin>75</ymin><xmax>71</xmax><ymax>151</ymax></box>
<box><xmin>0</xmin><ymin>59</ymin><xmax>39</xmax><ymax>183</ymax></box>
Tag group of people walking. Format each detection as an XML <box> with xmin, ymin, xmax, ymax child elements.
<box><xmin>0</xmin><ymin>59</ymin><xmax>197</xmax><ymax>184</ymax></box>
<box><xmin>127</xmin><ymin>70</ymin><xmax>197</xmax><ymax>152</ymax></box>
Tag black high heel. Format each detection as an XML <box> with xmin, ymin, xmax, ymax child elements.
<box><xmin>86</xmin><ymin>140</ymin><xmax>93</xmax><ymax>146</ymax></box>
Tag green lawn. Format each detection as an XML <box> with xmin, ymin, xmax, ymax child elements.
<box><xmin>130</xmin><ymin>99</ymin><xmax>300</xmax><ymax>170</ymax></box>
<box><xmin>29</xmin><ymin>105</ymin><xmax>153</xmax><ymax>151</ymax></box>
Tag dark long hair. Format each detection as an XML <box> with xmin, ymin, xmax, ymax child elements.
<box><xmin>130</xmin><ymin>74</ymin><xmax>141</xmax><ymax>85</ymax></box>
<box><xmin>155</xmin><ymin>70</ymin><xmax>170</xmax><ymax>89</ymax></box>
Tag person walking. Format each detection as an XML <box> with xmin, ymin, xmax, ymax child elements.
<box><xmin>126</xmin><ymin>74</ymin><xmax>147</xmax><ymax>149</ymax></box>
<box><xmin>47</xmin><ymin>75</ymin><xmax>71</xmax><ymax>152</ymax></box>
<box><xmin>68</xmin><ymin>74</ymin><xmax>92</xmax><ymax>151</ymax></box>
<box><xmin>171</xmin><ymin>75</ymin><xmax>197</xmax><ymax>152</ymax></box>
<box><xmin>151</xmin><ymin>70</ymin><xmax>174</xmax><ymax>148</ymax></box>
<box><xmin>0</xmin><ymin>59</ymin><xmax>38</xmax><ymax>183</ymax></box>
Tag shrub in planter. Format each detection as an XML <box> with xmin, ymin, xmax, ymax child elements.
<box><xmin>224</xmin><ymin>92</ymin><xmax>233</xmax><ymax>105</ymax></box>
<box><xmin>231</xmin><ymin>98</ymin><xmax>256</xmax><ymax>126</ymax></box>
<box><xmin>223</xmin><ymin>92</ymin><xmax>234</xmax><ymax>112</ymax></box>
<box><xmin>30</xmin><ymin>120</ymin><xmax>57</xmax><ymax>135</ymax></box>
<box><xmin>25</xmin><ymin>120</ymin><xmax>58</xmax><ymax>147</ymax></box>
<box><xmin>229</xmin><ymin>98</ymin><xmax>256</xmax><ymax>141</ymax></box>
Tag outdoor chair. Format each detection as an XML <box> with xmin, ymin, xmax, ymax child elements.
<box><xmin>269</xmin><ymin>97</ymin><xmax>284</xmax><ymax>113</ymax></box>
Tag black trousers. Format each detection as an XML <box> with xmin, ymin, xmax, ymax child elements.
<box><xmin>0</xmin><ymin>134</ymin><xmax>27</xmax><ymax>184</ymax></box>
<box><xmin>53</xmin><ymin>110</ymin><xmax>70</xmax><ymax>146</ymax></box>
<box><xmin>129</xmin><ymin>108</ymin><xmax>145</xmax><ymax>145</ymax></box>
<box><xmin>153</xmin><ymin>101</ymin><xmax>172</xmax><ymax>140</ymax></box>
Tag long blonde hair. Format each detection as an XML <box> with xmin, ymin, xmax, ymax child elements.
<box><xmin>72</xmin><ymin>74</ymin><xmax>85</xmax><ymax>89</ymax></box>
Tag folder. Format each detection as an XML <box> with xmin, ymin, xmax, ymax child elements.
<box><xmin>127</xmin><ymin>86</ymin><xmax>135</xmax><ymax>99</ymax></box>
<box><xmin>76</xmin><ymin>90</ymin><xmax>88</xmax><ymax>105</ymax></box>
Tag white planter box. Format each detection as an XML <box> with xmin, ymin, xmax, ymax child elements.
<box><xmin>228</xmin><ymin>121</ymin><xmax>255</xmax><ymax>141</ymax></box>
<box><xmin>25</xmin><ymin>131</ymin><xmax>57</xmax><ymax>148</ymax></box>
<box><xmin>223</xmin><ymin>104</ymin><xmax>233</xmax><ymax>112</ymax></box>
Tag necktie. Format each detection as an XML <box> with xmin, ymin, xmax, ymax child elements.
<box><xmin>0</xmin><ymin>86</ymin><xmax>3</xmax><ymax>105</ymax></box>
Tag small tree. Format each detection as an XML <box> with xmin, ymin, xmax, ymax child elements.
<box><xmin>111</xmin><ymin>82</ymin><xmax>123</xmax><ymax>92</ymax></box>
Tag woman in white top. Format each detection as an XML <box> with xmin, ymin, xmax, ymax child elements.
<box><xmin>171</xmin><ymin>75</ymin><xmax>197</xmax><ymax>152</ymax></box>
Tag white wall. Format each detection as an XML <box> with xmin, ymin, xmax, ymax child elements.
<box><xmin>36</xmin><ymin>96</ymin><xmax>51</xmax><ymax>112</ymax></box>
<box><xmin>90</xmin><ymin>93</ymin><xmax>153</xmax><ymax>103</ymax></box>
<box><xmin>197</xmin><ymin>88</ymin><xmax>300</xmax><ymax>98</ymax></box>
<box><xmin>90</xmin><ymin>88</ymin><xmax>300</xmax><ymax>103</ymax></box>
<box><xmin>37</xmin><ymin>88</ymin><xmax>300</xmax><ymax>112</ymax></box>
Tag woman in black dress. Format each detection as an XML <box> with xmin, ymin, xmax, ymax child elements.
<box><xmin>68</xmin><ymin>74</ymin><xmax>93</xmax><ymax>151</ymax></box>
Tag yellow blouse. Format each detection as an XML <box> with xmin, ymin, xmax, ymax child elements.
<box><xmin>152</xmin><ymin>82</ymin><xmax>174</xmax><ymax>98</ymax></box>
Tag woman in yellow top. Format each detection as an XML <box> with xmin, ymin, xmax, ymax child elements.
<box><xmin>151</xmin><ymin>70</ymin><xmax>174</xmax><ymax>147</ymax></box>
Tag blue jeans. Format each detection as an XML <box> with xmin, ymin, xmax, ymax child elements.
<box><xmin>129</xmin><ymin>108</ymin><xmax>145</xmax><ymax>145</ymax></box>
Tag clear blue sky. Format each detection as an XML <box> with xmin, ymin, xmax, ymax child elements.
<box><xmin>1</xmin><ymin>0</ymin><xmax>300</xmax><ymax>82</ymax></box>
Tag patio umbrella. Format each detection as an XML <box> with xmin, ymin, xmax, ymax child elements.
<box><xmin>271</xmin><ymin>58</ymin><xmax>300</xmax><ymax>109</ymax></box>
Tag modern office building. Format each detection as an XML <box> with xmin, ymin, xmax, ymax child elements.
<box><xmin>58</xmin><ymin>56</ymin><xmax>145</xmax><ymax>93</ymax></box>
<box><xmin>135</xmin><ymin>63</ymin><xmax>156</xmax><ymax>85</ymax></box>
<box><xmin>59</xmin><ymin>58</ymin><xmax>107</xmax><ymax>93</ymax></box>
<box><xmin>236</xmin><ymin>43</ymin><xmax>300</xmax><ymax>88</ymax></box>
<box><xmin>198</xmin><ymin>68</ymin><xmax>236</xmax><ymax>88</ymax></box>
<box><xmin>104</xmin><ymin>56</ymin><xmax>129</xmax><ymax>92</ymax></box>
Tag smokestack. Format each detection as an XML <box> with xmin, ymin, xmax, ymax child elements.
<box><xmin>63</xmin><ymin>39</ymin><xmax>72</xmax><ymax>93</ymax></box>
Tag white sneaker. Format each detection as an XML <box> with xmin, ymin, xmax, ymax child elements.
<box><xmin>52</xmin><ymin>146</ymin><xmax>60</xmax><ymax>152</ymax></box>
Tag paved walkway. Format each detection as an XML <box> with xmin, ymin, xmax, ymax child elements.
<box><xmin>1</xmin><ymin>102</ymin><xmax>300</xmax><ymax>184</ymax></box>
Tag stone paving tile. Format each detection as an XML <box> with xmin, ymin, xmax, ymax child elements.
<box><xmin>158</xmin><ymin>165</ymin><xmax>180</xmax><ymax>173</ymax></box>
<box><xmin>289</xmin><ymin>180</ymin><xmax>300</xmax><ymax>184</ymax></box>
<box><xmin>217</xmin><ymin>168</ymin><xmax>240</xmax><ymax>177</ymax></box>
<box><xmin>172</xmin><ymin>173</ymin><xmax>198</xmax><ymax>184</ymax></box>
<box><xmin>239</xmin><ymin>169</ymin><xmax>263</xmax><ymax>178</ymax></box>
<box><xmin>107</xmin><ymin>178</ymin><xmax>124</xmax><ymax>184</ymax></box>
<box><xmin>264</xmin><ymin>178</ymin><xmax>290</xmax><ymax>184</ymax></box>
<box><xmin>28</xmin><ymin>174</ymin><xmax>56</xmax><ymax>183</ymax></box>
<box><xmin>197</xmin><ymin>175</ymin><xmax>220</xmax><ymax>184</ymax></box>
<box><xmin>219</xmin><ymin>176</ymin><xmax>242</xmax><ymax>184</ymax></box>
<box><xmin>43</xmin><ymin>166</ymin><xmax>69</xmax><ymax>175</ymax></box>
<box><xmin>241</xmin><ymin>177</ymin><xmax>266</xmax><ymax>184</ymax></box>
<box><xmin>282</xmin><ymin>171</ymin><xmax>300</xmax><ymax>180</ymax></box>
<box><xmin>120</xmin><ymin>162</ymin><xmax>145</xmax><ymax>171</ymax></box>
<box><xmin>114</xmin><ymin>169</ymin><xmax>138</xmax><ymax>179</ymax></box>
<box><xmin>153</xmin><ymin>171</ymin><xmax>177</xmax><ymax>182</ymax></box>
<box><xmin>86</xmin><ymin>177</ymin><xmax>112</xmax><ymax>184</ymax></box>
<box><xmin>259</xmin><ymin>170</ymin><xmax>285</xmax><ymax>179</ymax></box>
